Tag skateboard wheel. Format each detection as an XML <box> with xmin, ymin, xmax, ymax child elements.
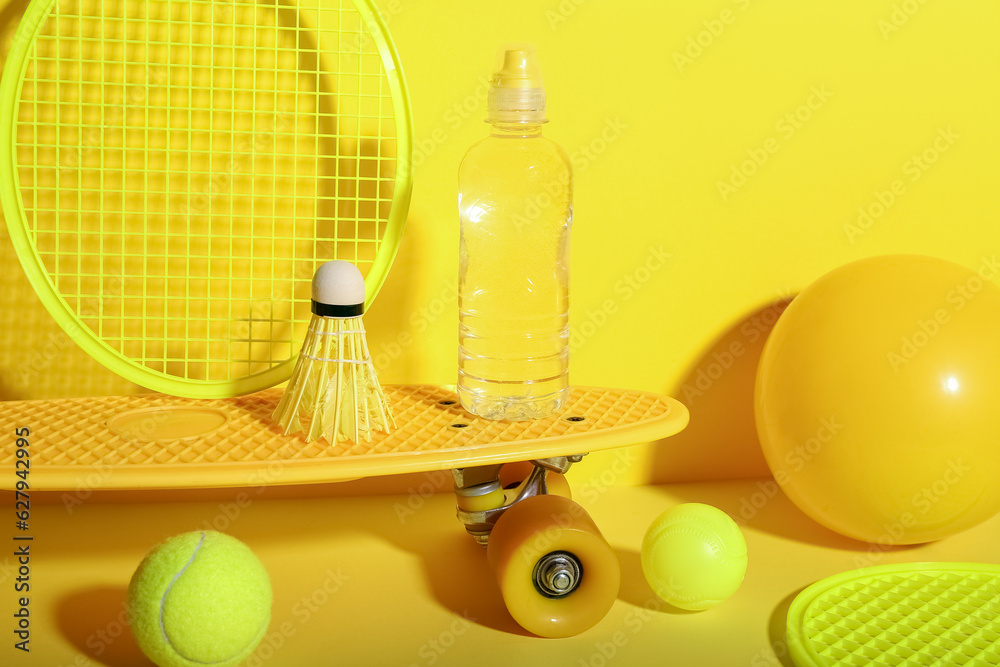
<box><xmin>498</xmin><ymin>462</ymin><xmax>572</xmax><ymax>499</ymax></box>
<box><xmin>487</xmin><ymin>494</ymin><xmax>620</xmax><ymax>638</ymax></box>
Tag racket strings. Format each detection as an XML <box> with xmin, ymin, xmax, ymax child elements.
<box><xmin>12</xmin><ymin>0</ymin><xmax>400</xmax><ymax>386</ymax></box>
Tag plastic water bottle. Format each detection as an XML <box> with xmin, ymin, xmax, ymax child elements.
<box><xmin>458</xmin><ymin>47</ymin><xmax>572</xmax><ymax>421</ymax></box>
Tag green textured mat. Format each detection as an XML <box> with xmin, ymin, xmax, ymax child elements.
<box><xmin>788</xmin><ymin>562</ymin><xmax>1000</xmax><ymax>667</ymax></box>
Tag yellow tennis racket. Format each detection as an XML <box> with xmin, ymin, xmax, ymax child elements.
<box><xmin>0</xmin><ymin>0</ymin><xmax>412</xmax><ymax>398</ymax></box>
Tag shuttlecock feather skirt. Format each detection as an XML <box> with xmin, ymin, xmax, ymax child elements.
<box><xmin>272</xmin><ymin>315</ymin><xmax>395</xmax><ymax>443</ymax></box>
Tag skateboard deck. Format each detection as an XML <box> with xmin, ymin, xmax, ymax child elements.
<box><xmin>0</xmin><ymin>385</ymin><xmax>688</xmax><ymax>491</ymax></box>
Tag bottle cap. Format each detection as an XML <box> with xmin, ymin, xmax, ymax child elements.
<box><xmin>487</xmin><ymin>47</ymin><xmax>546</xmax><ymax>123</ymax></box>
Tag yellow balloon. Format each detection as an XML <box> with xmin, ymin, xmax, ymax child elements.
<box><xmin>755</xmin><ymin>255</ymin><xmax>1000</xmax><ymax>544</ymax></box>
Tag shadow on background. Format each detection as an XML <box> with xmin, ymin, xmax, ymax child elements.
<box><xmin>57</xmin><ymin>586</ymin><xmax>149</xmax><ymax>667</ymax></box>
<box><xmin>24</xmin><ymin>471</ymin><xmax>467</xmax><ymax>506</ymax></box>
<box><xmin>242</xmin><ymin>502</ymin><xmax>529</xmax><ymax>636</ymax></box>
<box><xmin>46</xmin><ymin>491</ymin><xmax>525</xmax><ymax>641</ymax></box>
<box><xmin>0</xmin><ymin>0</ymin><xmax>423</xmax><ymax>400</ymax></box>
<box><xmin>0</xmin><ymin>0</ymin><xmax>141</xmax><ymax>401</ymax></box>
<box><xmin>768</xmin><ymin>588</ymin><xmax>801</xmax><ymax>667</ymax></box>
<box><xmin>365</xmin><ymin>211</ymin><xmax>434</xmax><ymax>385</ymax></box>
<box><xmin>650</xmin><ymin>298</ymin><xmax>794</xmax><ymax>484</ymax></box>
<box><xmin>656</xmin><ymin>479</ymin><xmax>921</xmax><ymax>555</ymax></box>
<box><xmin>614</xmin><ymin>547</ymin><xmax>697</xmax><ymax>616</ymax></box>
<box><xmin>390</xmin><ymin>526</ymin><xmax>530</xmax><ymax>636</ymax></box>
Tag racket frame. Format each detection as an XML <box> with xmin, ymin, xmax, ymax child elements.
<box><xmin>0</xmin><ymin>0</ymin><xmax>413</xmax><ymax>397</ymax></box>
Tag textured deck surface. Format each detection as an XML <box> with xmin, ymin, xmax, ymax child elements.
<box><xmin>0</xmin><ymin>385</ymin><xmax>687</xmax><ymax>489</ymax></box>
<box><xmin>789</xmin><ymin>563</ymin><xmax>1000</xmax><ymax>667</ymax></box>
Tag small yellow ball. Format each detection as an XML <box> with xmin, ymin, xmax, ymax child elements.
<box><xmin>641</xmin><ymin>503</ymin><xmax>747</xmax><ymax>610</ymax></box>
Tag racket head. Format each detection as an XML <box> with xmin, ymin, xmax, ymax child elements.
<box><xmin>0</xmin><ymin>0</ymin><xmax>412</xmax><ymax>398</ymax></box>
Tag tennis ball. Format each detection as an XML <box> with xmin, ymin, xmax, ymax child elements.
<box><xmin>127</xmin><ymin>531</ymin><xmax>272</xmax><ymax>667</ymax></box>
<box><xmin>641</xmin><ymin>503</ymin><xmax>747</xmax><ymax>611</ymax></box>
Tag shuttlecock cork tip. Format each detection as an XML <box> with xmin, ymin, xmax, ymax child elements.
<box><xmin>312</xmin><ymin>261</ymin><xmax>365</xmax><ymax>317</ymax></box>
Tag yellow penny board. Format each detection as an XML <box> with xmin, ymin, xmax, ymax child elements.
<box><xmin>0</xmin><ymin>386</ymin><xmax>687</xmax><ymax>491</ymax></box>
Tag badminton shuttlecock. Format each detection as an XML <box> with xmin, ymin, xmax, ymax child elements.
<box><xmin>272</xmin><ymin>261</ymin><xmax>395</xmax><ymax>443</ymax></box>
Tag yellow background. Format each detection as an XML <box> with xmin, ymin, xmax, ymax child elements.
<box><xmin>2</xmin><ymin>0</ymin><xmax>999</xmax><ymax>487</ymax></box>
<box><xmin>2</xmin><ymin>3</ymin><xmax>1000</xmax><ymax>666</ymax></box>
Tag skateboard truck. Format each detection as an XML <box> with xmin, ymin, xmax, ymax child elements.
<box><xmin>453</xmin><ymin>454</ymin><xmax>585</xmax><ymax>546</ymax></box>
